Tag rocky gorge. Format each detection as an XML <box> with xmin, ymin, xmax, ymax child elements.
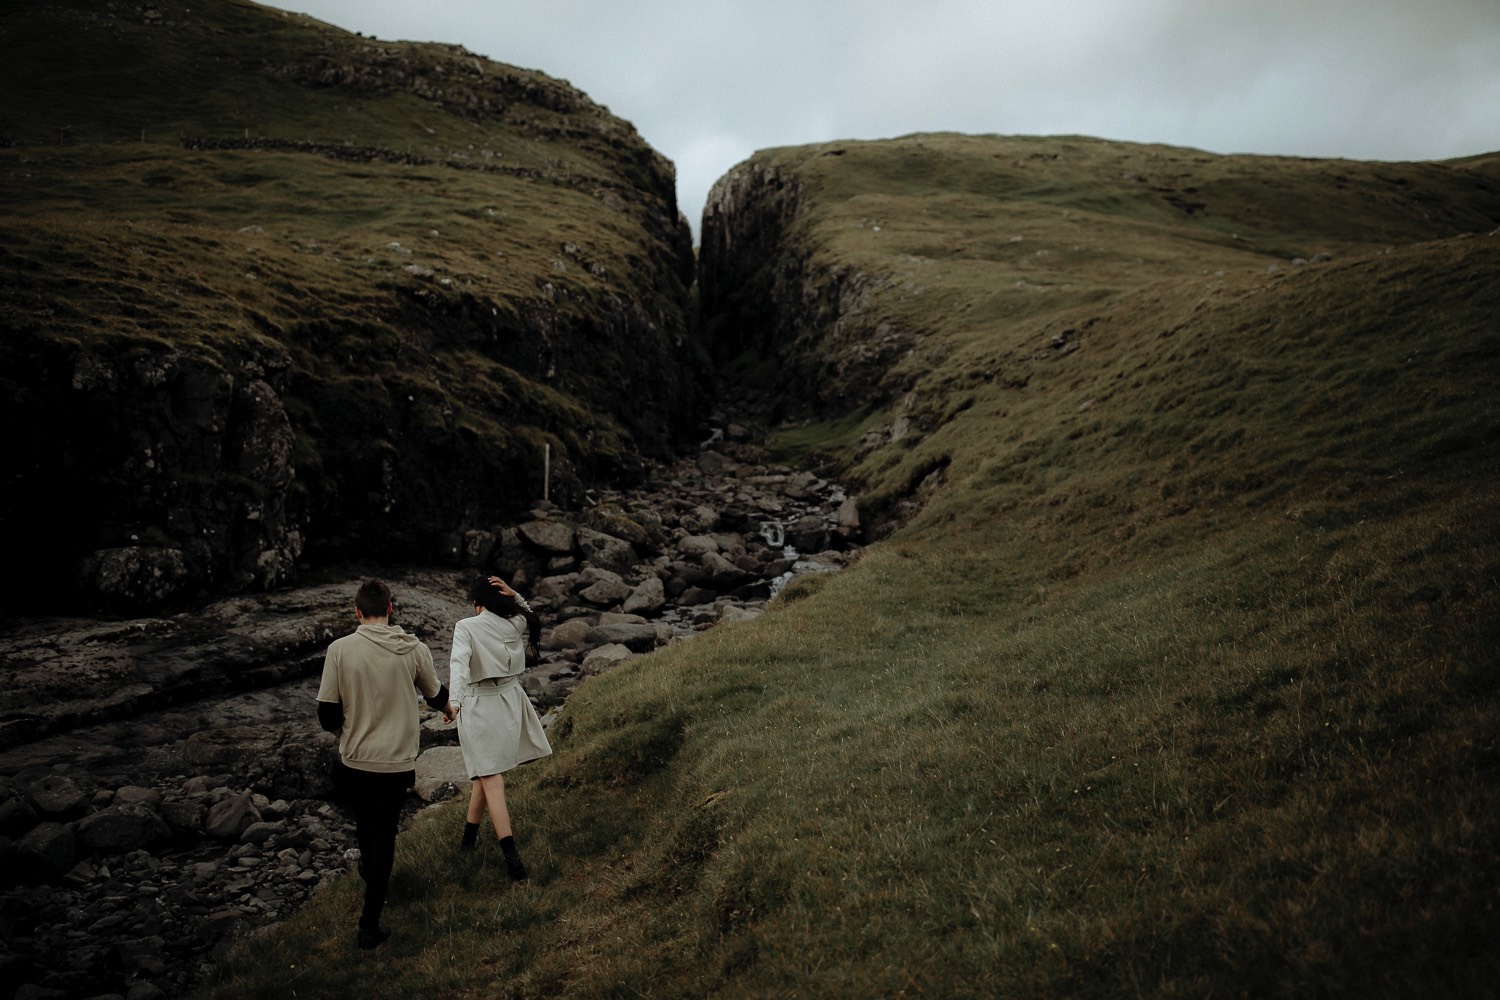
<box><xmin>0</xmin><ymin>432</ymin><xmax>862</xmax><ymax>1000</ymax></box>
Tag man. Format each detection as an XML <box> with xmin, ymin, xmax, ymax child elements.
<box><xmin>316</xmin><ymin>579</ymin><xmax>451</xmax><ymax>949</ymax></box>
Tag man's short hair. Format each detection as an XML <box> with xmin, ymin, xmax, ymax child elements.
<box><xmin>355</xmin><ymin>579</ymin><xmax>392</xmax><ymax>619</ymax></box>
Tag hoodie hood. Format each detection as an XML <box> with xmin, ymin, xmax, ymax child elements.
<box><xmin>355</xmin><ymin>623</ymin><xmax>423</xmax><ymax>655</ymax></box>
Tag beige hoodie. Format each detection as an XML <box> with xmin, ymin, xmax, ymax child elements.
<box><xmin>316</xmin><ymin>623</ymin><xmax>440</xmax><ymax>773</ymax></box>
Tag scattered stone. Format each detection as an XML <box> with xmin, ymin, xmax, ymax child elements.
<box><xmin>583</xmin><ymin>622</ymin><xmax>664</xmax><ymax>653</ymax></box>
<box><xmin>542</xmin><ymin>617</ymin><xmax>594</xmax><ymax>650</ymax></box>
<box><xmin>76</xmin><ymin>804</ymin><xmax>173</xmax><ymax>854</ymax></box>
<box><xmin>581</xmin><ymin>643</ymin><xmax>634</xmax><ymax>676</ymax></box>
<box><xmin>622</xmin><ymin>576</ymin><xmax>666</xmax><ymax>616</ymax></box>
<box><xmin>114</xmin><ymin>784</ymin><xmax>164</xmax><ymax>808</ymax></box>
<box><xmin>26</xmin><ymin>774</ymin><xmax>89</xmax><ymax>818</ymax></box>
<box><xmin>519</xmin><ymin>519</ymin><xmax>575</xmax><ymax>554</ymax></box>
<box><xmin>14</xmin><ymin>821</ymin><xmax>76</xmax><ymax>879</ymax></box>
<box><xmin>0</xmin><ymin>794</ymin><xmax>38</xmax><ymax>836</ymax></box>
<box><xmin>204</xmin><ymin>791</ymin><xmax>261</xmax><ymax>841</ymax></box>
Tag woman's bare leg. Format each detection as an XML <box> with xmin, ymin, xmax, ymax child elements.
<box><xmin>477</xmin><ymin>772</ymin><xmax>513</xmax><ymax>839</ymax></box>
<box><xmin>477</xmin><ymin>771</ymin><xmax>526</xmax><ymax>879</ymax></box>
<box><xmin>466</xmin><ymin>779</ymin><xmax>486</xmax><ymax>824</ymax></box>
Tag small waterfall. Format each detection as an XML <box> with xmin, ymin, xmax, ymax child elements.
<box><xmin>760</xmin><ymin>520</ymin><xmax>800</xmax><ymax>597</ymax></box>
<box><xmin>758</xmin><ymin>521</ymin><xmax>785</xmax><ymax>548</ymax></box>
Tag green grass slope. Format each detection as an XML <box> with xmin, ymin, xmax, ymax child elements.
<box><xmin>0</xmin><ymin>0</ymin><xmax>703</xmax><ymax>607</ymax></box>
<box><xmin>198</xmin><ymin>135</ymin><xmax>1499</xmax><ymax>996</ymax></box>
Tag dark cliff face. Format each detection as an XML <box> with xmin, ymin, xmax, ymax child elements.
<box><xmin>0</xmin><ymin>0</ymin><xmax>707</xmax><ymax>613</ymax></box>
<box><xmin>698</xmin><ymin>159</ymin><xmax>847</xmax><ymax>422</ymax></box>
<box><xmin>696</xmin><ymin>151</ymin><xmax>927</xmax><ymax>428</ymax></box>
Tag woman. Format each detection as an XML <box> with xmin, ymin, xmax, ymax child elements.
<box><xmin>444</xmin><ymin>575</ymin><xmax>551</xmax><ymax>880</ymax></box>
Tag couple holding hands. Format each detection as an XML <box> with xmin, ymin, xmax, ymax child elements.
<box><xmin>316</xmin><ymin>574</ymin><xmax>552</xmax><ymax>949</ymax></box>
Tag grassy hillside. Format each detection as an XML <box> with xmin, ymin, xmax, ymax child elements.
<box><xmin>0</xmin><ymin>0</ymin><xmax>703</xmax><ymax>608</ymax></box>
<box><xmin>198</xmin><ymin>136</ymin><xmax>1499</xmax><ymax>996</ymax></box>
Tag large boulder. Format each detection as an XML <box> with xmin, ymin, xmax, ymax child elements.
<box><xmin>581</xmin><ymin>643</ymin><xmax>635</xmax><ymax>676</ymax></box>
<box><xmin>577</xmin><ymin>527</ymin><xmax>638</xmax><ymax>576</ymax></box>
<box><xmin>12</xmin><ymin>821</ymin><xmax>76</xmax><ymax>881</ymax></box>
<box><xmin>583</xmin><ymin>622</ymin><xmax>666</xmax><ymax>653</ymax></box>
<box><xmin>76</xmin><ymin>804</ymin><xmax>172</xmax><ymax>854</ymax></box>
<box><xmin>0</xmin><ymin>793</ymin><xmax>39</xmax><ymax>837</ymax></box>
<box><xmin>622</xmin><ymin>576</ymin><xmax>666</xmax><ymax>616</ymax></box>
<box><xmin>414</xmin><ymin>746</ymin><xmax>470</xmax><ymax>803</ymax></box>
<box><xmin>785</xmin><ymin>513</ymin><xmax>831</xmax><ymax>554</ymax></box>
<box><xmin>700</xmin><ymin>551</ymin><xmax>755</xmax><ymax>591</ymax></box>
<box><xmin>25</xmin><ymin>773</ymin><xmax>90</xmax><ymax>821</ymax></box>
<box><xmin>577</xmin><ymin>568</ymin><xmax>631</xmax><ymax>607</ymax></box>
<box><xmin>579</xmin><ymin>508</ymin><xmax>666</xmax><ymax>555</ymax></box>
<box><xmin>543</xmin><ymin>617</ymin><xmax>595</xmax><ymax>651</ymax></box>
<box><xmin>158</xmin><ymin>796</ymin><xmax>206</xmax><ymax>836</ymax></box>
<box><xmin>204</xmin><ymin>791</ymin><xmax>262</xmax><ymax>841</ymax></box>
<box><xmin>519</xmin><ymin>520</ymin><xmax>577</xmax><ymax>556</ymax></box>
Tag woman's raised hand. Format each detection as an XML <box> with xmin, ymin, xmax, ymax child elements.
<box><xmin>487</xmin><ymin>575</ymin><xmax>515</xmax><ymax>597</ymax></box>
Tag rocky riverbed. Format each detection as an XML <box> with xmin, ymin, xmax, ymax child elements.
<box><xmin>0</xmin><ymin>444</ymin><xmax>861</xmax><ymax>1000</ymax></box>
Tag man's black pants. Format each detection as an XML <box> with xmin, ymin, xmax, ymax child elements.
<box><xmin>335</xmin><ymin>764</ymin><xmax>415</xmax><ymax>931</ymax></box>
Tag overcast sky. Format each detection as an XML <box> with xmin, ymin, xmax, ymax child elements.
<box><xmin>259</xmin><ymin>0</ymin><xmax>1500</xmax><ymax>238</ymax></box>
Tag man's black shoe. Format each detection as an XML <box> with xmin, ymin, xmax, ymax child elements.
<box><xmin>357</xmin><ymin>926</ymin><xmax>391</xmax><ymax>950</ymax></box>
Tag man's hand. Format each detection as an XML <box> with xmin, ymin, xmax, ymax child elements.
<box><xmin>487</xmin><ymin>575</ymin><xmax>516</xmax><ymax>597</ymax></box>
<box><xmin>442</xmin><ymin>701</ymin><xmax>457</xmax><ymax>724</ymax></box>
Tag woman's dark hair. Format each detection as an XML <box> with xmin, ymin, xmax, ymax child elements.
<box><xmin>469</xmin><ymin>577</ymin><xmax>541</xmax><ymax>650</ymax></box>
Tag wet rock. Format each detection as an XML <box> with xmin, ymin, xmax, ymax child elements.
<box><xmin>76</xmin><ymin>803</ymin><xmax>172</xmax><ymax>854</ymax></box>
<box><xmin>204</xmin><ymin>791</ymin><xmax>261</xmax><ymax>841</ymax></box>
<box><xmin>679</xmin><ymin>586</ymin><xmax>717</xmax><ymax>606</ymax></box>
<box><xmin>519</xmin><ymin>519</ymin><xmax>576</xmax><ymax>555</ymax></box>
<box><xmin>0</xmin><ymin>793</ymin><xmax>39</xmax><ymax>836</ymax></box>
<box><xmin>786</xmin><ymin>513</ymin><xmax>831</xmax><ymax>553</ymax></box>
<box><xmin>238</xmin><ymin>821</ymin><xmax>286</xmax><ymax>845</ymax></box>
<box><xmin>13</xmin><ymin>821</ymin><xmax>76</xmax><ymax>880</ymax></box>
<box><xmin>581</xmin><ymin>643</ymin><xmax>634</xmax><ymax>676</ymax></box>
<box><xmin>583</xmin><ymin>622</ymin><xmax>666</xmax><ymax>652</ymax></box>
<box><xmin>159</xmin><ymin>797</ymin><xmax>205</xmax><ymax>835</ymax></box>
<box><xmin>542</xmin><ymin>617</ymin><xmax>594</xmax><ymax>650</ymax></box>
<box><xmin>577</xmin><ymin>526</ymin><xmax>637</xmax><ymax>575</ymax></box>
<box><xmin>114</xmin><ymin>785</ymin><xmax>164</xmax><ymax>809</ymax></box>
<box><xmin>621</xmin><ymin>576</ymin><xmax>666</xmax><ymax>616</ymax></box>
<box><xmin>26</xmin><ymin>774</ymin><xmax>89</xmax><ymax>819</ymax></box>
<box><xmin>699</xmin><ymin>550</ymin><xmax>754</xmax><ymax>590</ymax></box>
